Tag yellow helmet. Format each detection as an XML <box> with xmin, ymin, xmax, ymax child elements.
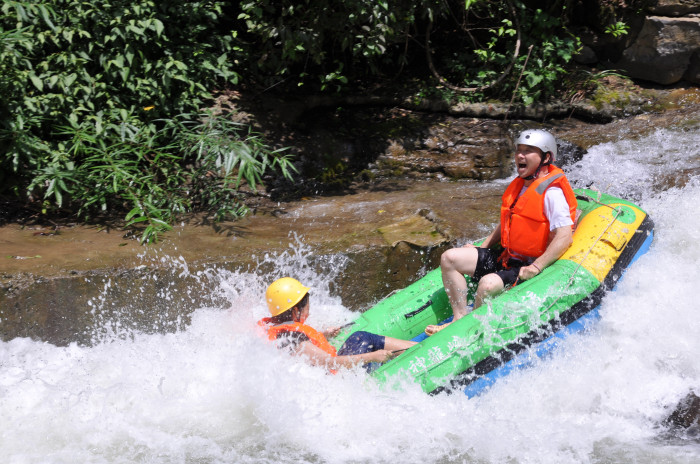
<box><xmin>265</xmin><ymin>277</ymin><xmax>310</xmax><ymax>316</ymax></box>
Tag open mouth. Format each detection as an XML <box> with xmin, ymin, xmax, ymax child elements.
<box><xmin>517</xmin><ymin>162</ymin><xmax>528</xmax><ymax>170</ymax></box>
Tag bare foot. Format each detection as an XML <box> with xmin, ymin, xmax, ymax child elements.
<box><xmin>425</xmin><ymin>322</ymin><xmax>451</xmax><ymax>336</ymax></box>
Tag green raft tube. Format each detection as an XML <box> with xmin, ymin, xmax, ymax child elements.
<box><xmin>330</xmin><ymin>188</ymin><xmax>654</xmax><ymax>396</ymax></box>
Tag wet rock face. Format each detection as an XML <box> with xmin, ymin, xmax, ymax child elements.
<box><xmin>617</xmin><ymin>15</ymin><xmax>700</xmax><ymax>85</ymax></box>
<box><xmin>334</xmin><ymin>242</ymin><xmax>450</xmax><ymax>312</ymax></box>
<box><xmin>260</xmin><ymin>107</ymin><xmax>519</xmax><ymax>196</ymax></box>
<box><xmin>373</xmin><ymin>117</ymin><xmax>513</xmax><ymax>181</ymax></box>
<box><xmin>650</xmin><ymin>0</ymin><xmax>700</xmax><ymax>16</ymax></box>
<box><xmin>0</xmin><ymin>238</ymin><xmax>448</xmax><ymax>346</ymax></box>
<box><xmin>0</xmin><ymin>179</ymin><xmax>497</xmax><ymax>345</ymax></box>
<box><xmin>554</xmin><ymin>140</ymin><xmax>587</xmax><ymax>167</ymax></box>
<box><xmin>0</xmin><ymin>266</ymin><xmax>225</xmax><ymax>346</ymax></box>
<box><xmin>575</xmin><ymin>4</ymin><xmax>700</xmax><ymax>85</ymax></box>
<box><xmin>371</xmin><ymin>118</ymin><xmax>587</xmax><ymax>180</ymax></box>
<box><xmin>665</xmin><ymin>391</ymin><xmax>700</xmax><ymax>430</ymax></box>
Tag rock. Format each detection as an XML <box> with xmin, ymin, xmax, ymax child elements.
<box><xmin>615</xmin><ymin>15</ymin><xmax>700</xmax><ymax>85</ymax></box>
<box><xmin>685</xmin><ymin>48</ymin><xmax>700</xmax><ymax>82</ymax></box>
<box><xmin>665</xmin><ymin>391</ymin><xmax>700</xmax><ymax>429</ymax></box>
<box><xmin>378</xmin><ymin>214</ymin><xmax>448</xmax><ymax>248</ymax></box>
<box><xmin>649</xmin><ymin>0</ymin><xmax>700</xmax><ymax>16</ymax></box>
<box><xmin>373</xmin><ymin>117</ymin><xmax>513</xmax><ymax>181</ymax></box>
<box><xmin>574</xmin><ymin>45</ymin><xmax>599</xmax><ymax>65</ymax></box>
<box><xmin>556</xmin><ymin>139</ymin><xmax>587</xmax><ymax>167</ymax></box>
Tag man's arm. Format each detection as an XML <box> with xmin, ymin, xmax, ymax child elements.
<box><xmin>518</xmin><ymin>225</ymin><xmax>573</xmax><ymax>281</ymax></box>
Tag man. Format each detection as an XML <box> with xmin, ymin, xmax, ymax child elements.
<box><xmin>425</xmin><ymin>129</ymin><xmax>577</xmax><ymax>335</ymax></box>
<box><xmin>259</xmin><ymin>277</ymin><xmax>416</xmax><ymax>368</ymax></box>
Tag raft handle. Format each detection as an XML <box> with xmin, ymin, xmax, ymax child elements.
<box><xmin>404</xmin><ymin>299</ymin><xmax>433</xmax><ymax>319</ymax></box>
<box><xmin>601</xmin><ymin>236</ymin><xmax>627</xmax><ymax>251</ymax></box>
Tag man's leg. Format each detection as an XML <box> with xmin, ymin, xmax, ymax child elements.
<box><xmin>441</xmin><ymin>246</ymin><xmax>480</xmax><ymax>320</ymax></box>
<box><xmin>337</xmin><ymin>331</ymin><xmax>383</xmax><ymax>355</ymax></box>
<box><xmin>425</xmin><ymin>246</ymin><xmax>479</xmax><ymax>335</ymax></box>
<box><xmin>473</xmin><ymin>273</ymin><xmax>505</xmax><ymax>308</ymax></box>
<box><xmin>337</xmin><ymin>331</ymin><xmax>416</xmax><ymax>355</ymax></box>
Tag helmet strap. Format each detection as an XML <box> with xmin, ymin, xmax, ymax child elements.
<box><xmin>523</xmin><ymin>159</ymin><xmax>543</xmax><ymax>181</ymax></box>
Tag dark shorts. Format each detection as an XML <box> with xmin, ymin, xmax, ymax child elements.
<box><xmin>337</xmin><ymin>331</ymin><xmax>386</xmax><ymax>356</ymax></box>
<box><xmin>473</xmin><ymin>247</ymin><xmax>528</xmax><ymax>287</ymax></box>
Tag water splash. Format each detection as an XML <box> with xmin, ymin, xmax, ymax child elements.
<box><xmin>2</xmin><ymin>128</ymin><xmax>700</xmax><ymax>463</ymax></box>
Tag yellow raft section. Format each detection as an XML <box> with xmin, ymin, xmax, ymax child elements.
<box><xmin>560</xmin><ymin>201</ymin><xmax>647</xmax><ymax>283</ymax></box>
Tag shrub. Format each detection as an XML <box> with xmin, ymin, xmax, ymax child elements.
<box><xmin>1</xmin><ymin>1</ymin><xmax>295</xmax><ymax>242</ymax></box>
<box><xmin>47</xmin><ymin>111</ymin><xmax>296</xmax><ymax>243</ymax></box>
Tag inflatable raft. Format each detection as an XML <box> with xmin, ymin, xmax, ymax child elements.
<box><xmin>331</xmin><ymin>188</ymin><xmax>654</xmax><ymax>396</ymax></box>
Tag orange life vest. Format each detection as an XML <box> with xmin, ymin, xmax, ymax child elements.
<box><xmin>258</xmin><ymin>318</ymin><xmax>338</xmax><ymax>357</ymax></box>
<box><xmin>500</xmin><ymin>165</ymin><xmax>577</xmax><ymax>262</ymax></box>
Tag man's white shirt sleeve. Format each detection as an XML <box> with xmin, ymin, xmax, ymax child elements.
<box><xmin>544</xmin><ymin>187</ymin><xmax>573</xmax><ymax>230</ymax></box>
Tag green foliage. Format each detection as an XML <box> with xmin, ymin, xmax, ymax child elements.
<box><xmin>1</xmin><ymin>0</ymin><xmax>239</xmax><ymax>132</ymax></box>
<box><xmin>464</xmin><ymin>0</ymin><xmax>480</xmax><ymax>9</ymax></box>
<box><xmin>605</xmin><ymin>21</ymin><xmax>630</xmax><ymax>38</ymax></box>
<box><xmin>1</xmin><ymin>0</ymin><xmax>298</xmax><ymax>243</ymax></box>
<box><xmin>418</xmin><ymin>1</ymin><xmax>581</xmax><ymax>104</ymax></box>
<box><xmin>501</xmin><ymin>3</ymin><xmax>581</xmax><ymax>105</ymax></box>
<box><xmin>318</xmin><ymin>160</ymin><xmax>350</xmax><ymax>189</ymax></box>
<box><xmin>36</xmin><ymin>111</ymin><xmax>296</xmax><ymax>243</ymax></box>
<box><xmin>237</xmin><ymin>0</ymin><xmax>419</xmax><ymax>90</ymax></box>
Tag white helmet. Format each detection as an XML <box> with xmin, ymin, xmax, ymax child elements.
<box><xmin>515</xmin><ymin>129</ymin><xmax>557</xmax><ymax>164</ymax></box>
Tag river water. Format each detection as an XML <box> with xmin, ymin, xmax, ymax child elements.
<box><xmin>2</xmin><ymin>124</ymin><xmax>700</xmax><ymax>463</ymax></box>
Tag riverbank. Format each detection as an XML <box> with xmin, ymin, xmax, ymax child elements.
<box><xmin>3</xmin><ymin>82</ymin><xmax>698</xmax><ymax>273</ymax></box>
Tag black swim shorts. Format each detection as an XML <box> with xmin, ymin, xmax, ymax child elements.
<box><xmin>473</xmin><ymin>247</ymin><xmax>528</xmax><ymax>287</ymax></box>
